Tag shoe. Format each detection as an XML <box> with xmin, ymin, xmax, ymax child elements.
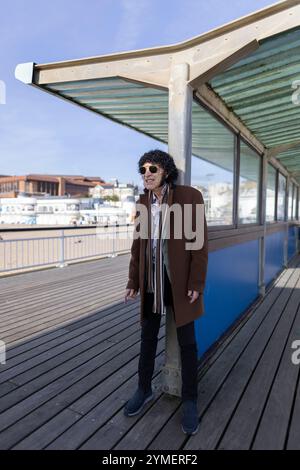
<box><xmin>181</xmin><ymin>400</ymin><xmax>199</xmax><ymax>435</ymax></box>
<box><xmin>124</xmin><ymin>387</ymin><xmax>154</xmax><ymax>417</ymax></box>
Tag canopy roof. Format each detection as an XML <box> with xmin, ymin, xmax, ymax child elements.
<box><xmin>210</xmin><ymin>26</ymin><xmax>300</xmax><ymax>178</ymax></box>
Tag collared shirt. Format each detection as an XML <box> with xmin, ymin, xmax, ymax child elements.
<box><xmin>146</xmin><ymin>183</ymin><xmax>168</xmax><ymax>296</ymax></box>
<box><xmin>151</xmin><ymin>183</ymin><xmax>168</xmax><ymax>265</ymax></box>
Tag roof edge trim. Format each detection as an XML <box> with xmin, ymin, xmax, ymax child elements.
<box><xmin>15</xmin><ymin>62</ymin><xmax>35</xmax><ymax>84</ymax></box>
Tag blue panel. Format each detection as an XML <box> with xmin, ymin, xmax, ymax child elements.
<box><xmin>195</xmin><ymin>239</ymin><xmax>259</xmax><ymax>358</ymax></box>
<box><xmin>288</xmin><ymin>226</ymin><xmax>297</xmax><ymax>260</ymax></box>
<box><xmin>265</xmin><ymin>230</ymin><xmax>285</xmax><ymax>287</ymax></box>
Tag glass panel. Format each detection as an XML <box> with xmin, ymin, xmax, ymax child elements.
<box><xmin>266</xmin><ymin>164</ymin><xmax>276</xmax><ymax>222</ymax></box>
<box><xmin>191</xmin><ymin>101</ymin><xmax>234</xmax><ymax>226</ymax></box>
<box><xmin>277</xmin><ymin>173</ymin><xmax>286</xmax><ymax>221</ymax></box>
<box><xmin>293</xmin><ymin>185</ymin><xmax>297</xmax><ymax>219</ymax></box>
<box><xmin>288</xmin><ymin>182</ymin><xmax>293</xmax><ymax>219</ymax></box>
<box><xmin>238</xmin><ymin>141</ymin><xmax>260</xmax><ymax>224</ymax></box>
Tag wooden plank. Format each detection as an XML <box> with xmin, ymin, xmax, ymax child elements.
<box><xmin>0</xmin><ymin>304</ymin><xmax>139</xmax><ymax>384</ymax></box>
<box><xmin>286</xmin><ymin>372</ymin><xmax>300</xmax><ymax>449</ymax></box>
<box><xmin>1</xmin><ymin>294</ymin><xmax>127</xmax><ymax>346</ymax></box>
<box><xmin>0</xmin><ymin>315</ymin><xmax>143</xmax><ymax>413</ymax></box>
<box><xmin>1</xmin><ymin>301</ymin><xmax>139</xmax><ymax>373</ymax></box>
<box><xmin>0</xmin><ymin>338</ymin><xmax>165</xmax><ymax>449</ymax></box>
<box><xmin>0</xmin><ymin>273</ymin><xmax>126</xmax><ymax>333</ymax></box>
<box><xmin>0</xmin><ymin>258</ymin><xmax>129</xmax><ymax>307</ymax></box>
<box><xmin>0</xmin><ymin>275</ymin><xmax>126</xmax><ymax>334</ymax></box>
<box><xmin>0</xmin><ymin>315</ymin><xmax>165</xmax><ymax>430</ymax></box>
<box><xmin>0</xmin><ymin>269</ymin><xmax>126</xmax><ymax>316</ymax></box>
<box><xmin>13</xmin><ymin>345</ymin><xmax>165</xmax><ymax>450</ymax></box>
<box><xmin>0</xmin><ymin>382</ymin><xmax>18</xmax><ymax>395</ymax></box>
<box><xmin>80</xmin><ymin>391</ymin><xmax>174</xmax><ymax>451</ymax></box>
<box><xmin>1</xmin><ymin>252</ymin><xmax>300</xmax><ymax>450</ymax></box>
<box><xmin>252</xmin><ymin>297</ymin><xmax>300</xmax><ymax>449</ymax></box>
<box><xmin>147</xmin><ymin>259</ymin><xmax>300</xmax><ymax>450</ymax></box>
<box><xmin>115</xmin><ymin>266</ymin><xmax>300</xmax><ymax>450</ymax></box>
<box><xmin>0</xmin><ymin>254</ymin><xmax>130</xmax><ymax>292</ymax></box>
<box><xmin>3</xmin><ymin>298</ymin><xmax>139</xmax><ymax>363</ymax></box>
<box><xmin>182</xmin><ymin>265</ymin><xmax>300</xmax><ymax>450</ymax></box>
<box><xmin>217</xmin><ymin>268</ymin><xmax>300</xmax><ymax>449</ymax></box>
<box><xmin>81</xmin><ymin>258</ymin><xmax>300</xmax><ymax>451</ymax></box>
<box><xmin>0</xmin><ymin>266</ymin><xmax>129</xmax><ymax>307</ymax></box>
<box><xmin>114</xmin><ymin>394</ymin><xmax>179</xmax><ymax>451</ymax></box>
<box><xmin>1</xmin><ymin>287</ymin><xmax>131</xmax><ymax>346</ymax></box>
<box><xmin>0</xmin><ymin>265</ymin><xmax>127</xmax><ymax>316</ymax></box>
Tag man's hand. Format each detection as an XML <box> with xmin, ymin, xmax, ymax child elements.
<box><xmin>187</xmin><ymin>290</ymin><xmax>200</xmax><ymax>304</ymax></box>
<box><xmin>125</xmin><ymin>288</ymin><xmax>138</xmax><ymax>302</ymax></box>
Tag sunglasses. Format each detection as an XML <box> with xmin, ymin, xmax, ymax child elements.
<box><xmin>139</xmin><ymin>165</ymin><xmax>159</xmax><ymax>175</ymax></box>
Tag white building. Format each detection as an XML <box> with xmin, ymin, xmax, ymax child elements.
<box><xmin>36</xmin><ymin>198</ymin><xmax>81</xmax><ymax>225</ymax></box>
<box><xmin>0</xmin><ymin>194</ymin><xmax>132</xmax><ymax>226</ymax></box>
<box><xmin>0</xmin><ymin>196</ymin><xmax>37</xmax><ymax>224</ymax></box>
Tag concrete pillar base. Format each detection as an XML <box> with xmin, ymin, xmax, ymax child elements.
<box><xmin>157</xmin><ymin>305</ymin><xmax>182</xmax><ymax>397</ymax></box>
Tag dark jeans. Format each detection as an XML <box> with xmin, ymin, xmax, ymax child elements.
<box><xmin>138</xmin><ymin>267</ymin><xmax>198</xmax><ymax>401</ymax></box>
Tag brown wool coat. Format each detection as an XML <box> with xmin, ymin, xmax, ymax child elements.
<box><xmin>126</xmin><ymin>184</ymin><xmax>208</xmax><ymax>328</ymax></box>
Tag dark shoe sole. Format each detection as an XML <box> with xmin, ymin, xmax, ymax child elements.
<box><xmin>181</xmin><ymin>423</ymin><xmax>199</xmax><ymax>435</ymax></box>
<box><xmin>124</xmin><ymin>393</ymin><xmax>154</xmax><ymax>417</ymax></box>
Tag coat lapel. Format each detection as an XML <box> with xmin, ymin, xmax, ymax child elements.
<box><xmin>161</xmin><ymin>185</ymin><xmax>174</xmax><ymax>243</ymax></box>
<box><xmin>140</xmin><ymin>186</ymin><xmax>174</xmax><ymax>281</ymax></box>
<box><xmin>140</xmin><ymin>185</ymin><xmax>174</xmax><ymax>239</ymax></box>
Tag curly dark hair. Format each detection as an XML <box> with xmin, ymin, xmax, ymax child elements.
<box><xmin>138</xmin><ymin>149</ymin><xmax>179</xmax><ymax>187</ymax></box>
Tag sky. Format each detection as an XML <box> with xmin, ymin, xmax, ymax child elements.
<box><xmin>0</xmin><ymin>0</ymin><xmax>277</xmax><ymax>186</ymax></box>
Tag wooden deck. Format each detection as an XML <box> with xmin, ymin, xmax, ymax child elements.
<box><xmin>0</xmin><ymin>253</ymin><xmax>300</xmax><ymax>450</ymax></box>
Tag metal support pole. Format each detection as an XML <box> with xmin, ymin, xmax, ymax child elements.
<box><xmin>259</xmin><ymin>152</ymin><xmax>267</xmax><ymax>296</ymax></box>
<box><xmin>168</xmin><ymin>63</ymin><xmax>193</xmax><ymax>185</ymax></box>
<box><xmin>155</xmin><ymin>63</ymin><xmax>193</xmax><ymax>398</ymax></box>
<box><xmin>109</xmin><ymin>222</ymin><xmax>118</xmax><ymax>258</ymax></box>
<box><xmin>284</xmin><ymin>177</ymin><xmax>290</xmax><ymax>268</ymax></box>
<box><xmin>58</xmin><ymin>229</ymin><xmax>67</xmax><ymax>268</ymax></box>
<box><xmin>154</xmin><ymin>305</ymin><xmax>182</xmax><ymax>396</ymax></box>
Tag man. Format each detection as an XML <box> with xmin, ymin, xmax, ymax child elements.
<box><xmin>124</xmin><ymin>149</ymin><xmax>208</xmax><ymax>435</ymax></box>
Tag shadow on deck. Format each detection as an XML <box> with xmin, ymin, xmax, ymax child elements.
<box><xmin>0</xmin><ymin>253</ymin><xmax>300</xmax><ymax>450</ymax></box>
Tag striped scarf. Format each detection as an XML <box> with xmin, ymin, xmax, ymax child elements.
<box><xmin>146</xmin><ymin>182</ymin><xmax>170</xmax><ymax>315</ymax></box>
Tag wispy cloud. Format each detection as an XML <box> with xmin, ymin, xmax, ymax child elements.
<box><xmin>114</xmin><ymin>0</ymin><xmax>150</xmax><ymax>51</ymax></box>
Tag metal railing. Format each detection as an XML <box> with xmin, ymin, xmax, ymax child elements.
<box><xmin>0</xmin><ymin>224</ymin><xmax>134</xmax><ymax>274</ymax></box>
